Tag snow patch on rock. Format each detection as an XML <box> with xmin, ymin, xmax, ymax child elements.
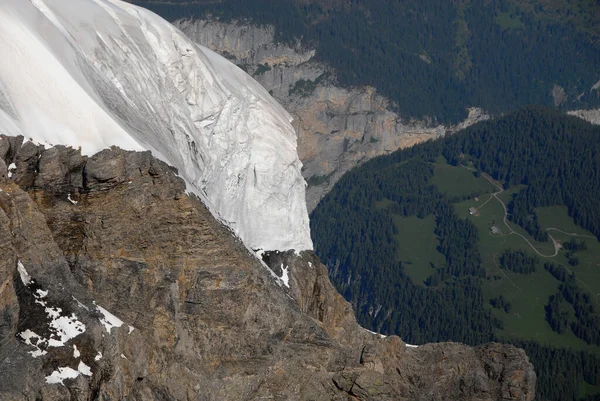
<box><xmin>45</xmin><ymin>362</ymin><xmax>92</xmax><ymax>385</ymax></box>
<box><xmin>19</xmin><ymin>329</ymin><xmax>48</xmax><ymax>358</ymax></box>
<box><xmin>280</xmin><ymin>264</ymin><xmax>290</xmax><ymax>288</ymax></box>
<box><xmin>45</xmin><ymin>367</ymin><xmax>80</xmax><ymax>385</ymax></box>
<box><xmin>17</xmin><ymin>260</ymin><xmax>32</xmax><ymax>285</ymax></box>
<box><xmin>95</xmin><ymin>303</ymin><xmax>124</xmax><ymax>332</ymax></box>
<box><xmin>16</xmin><ymin>270</ymin><xmax>86</xmax><ymax>356</ymax></box>
<box><xmin>7</xmin><ymin>162</ymin><xmax>15</xmax><ymax>178</ymax></box>
<box><xmin>78</xmin><ymin>361</ymin><xmax>92</xmax><ymax>376</ymax></box>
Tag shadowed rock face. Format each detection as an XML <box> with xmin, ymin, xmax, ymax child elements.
<box><xmin>0</xmin><ymin>135</ymin><xmax>535</xmax><ymax>400</ymax></box>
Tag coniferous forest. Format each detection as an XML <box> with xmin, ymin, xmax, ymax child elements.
<box><xmin>131</xmin><ymin>0</ymin><xmax>600</xmax><ymax>123</ymax></box>
<box><xmin>311</xmin><ymin>107</ymin><xmax>600</xmax><ymax>401</ymax></box>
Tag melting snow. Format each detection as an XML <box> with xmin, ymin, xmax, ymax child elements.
<box><xmin>18</xmin><ymin>281</ymin><xmax>86</xmax><ymax>356</ymax></box>
<box><xmin>94</xmin><ymin>352</ymin><xmax>102</xmax><ymax>361</ymax></box>
<box><xmin>7</xmin><ymin>163</ymin><xmax>16</xmax><ymax>178</ymax></box>
<box><xmin>128</xmin><ymin>325</ymin><xmax>135</xmax><ymax>334</ymax></box>
<box><xmin>19</xmin><ymin>329</ymin><xmax>48</xmax><ymax>358</ymax></box>
<box><xmin>17</xmin><ymin>261</ymin><xmax>32</xmax><ymax>285</ymax></box>
<box><xmin>95</xmin><ymin>304</ymin><xmax>124</xmax><ymax>332</ymax></box>
<box><xmin>45</xmin><ymin>361</ymin><xmax>92</xmax><ymax>385</ymax></box>
<box><xmin>78</xmin><ymin>361</ymin><xmax>92</xmax><ymax>376</ymax></box>
<box><xmin>67</xmin><ymin>193</ymin><xmax>78</xmax><ymax>204</ymax></box>
<box><xmin>73</xmin><ymin>345</ymin><xmax>80</xmax><ymax>358</ymax></box>
<box><xmin>46</xmin><ymin>310</ymin><xmax>86</xmax><ymax>347</ymax></box>
<box><xmin>45</xmin><ymin>367</ymin><xmax>80</xmax><ymax>385</ymax></box>
<box><xmin>280</xmin><ymin>264</ymin><xmax>290</xmax><ymax>288</ymax></box>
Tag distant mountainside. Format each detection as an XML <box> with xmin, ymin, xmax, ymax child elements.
<box><xmin>311</xmin><ymin>106</ymin><xmax>600</xmax><ymax>401</ymax></box>
<box><xmin>130</xmin><ymin>0</ymin><xmax>600</xmax><ymax>123</ymax></box>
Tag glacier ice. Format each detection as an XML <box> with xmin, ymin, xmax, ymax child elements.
<box><xmin>0</xmin><ymin>0</ymin><xmax>313</xmax><ymax>252</ymax></box>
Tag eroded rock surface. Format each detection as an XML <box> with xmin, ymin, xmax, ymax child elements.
<box><xmin>0</xmin><ymin>136</ymin><xmax>535</xmax><ymax>400</ymax></box>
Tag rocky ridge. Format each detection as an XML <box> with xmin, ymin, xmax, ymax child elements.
<box><xmin>0</xmin><ymin>135</ymin><xmax>536</xmax><ymax>400</ymax></box>
<box><xmin>174</xmin><ymin>19</ymin><xmax>491</xmax><ymax>212</ymax></box>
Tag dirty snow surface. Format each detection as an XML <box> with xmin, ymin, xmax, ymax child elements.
<box><xmin>0</xmin><ymin>0</ymin><xmax>313</xmax><ymax>252</ymax></box>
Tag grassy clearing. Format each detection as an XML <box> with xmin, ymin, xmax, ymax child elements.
<box><xmin>495</xmin><ymin>11</ymin><xmax>525</xmax><ymax>30</ymax></box>
<box><xmin>390</xmin><ymin>214</ymin><xmax>445</xmax><ymax>285</ymax></box>
<box><xmin>535</xmin><ymin>206</ymin><xmax>600</xmax><ymax>306</ymax></box>
<box><xmin>537</xmin><ymin>205</ymin><xmax>596</xmax><ymax>237</ymax></box>
<box><xmin>454</xmin><ymin>192</ymin><xmax>600</xmax><ymax>353</ymax></box>
<box><xmin>579</xmin><ymin>380</ymin><xmax>600</xmax><ymax>399</ymax></box>
<box><xmin>430</xmin><ymin>160</ymin><xmax>496</xmax><ymax>198</ymax></box>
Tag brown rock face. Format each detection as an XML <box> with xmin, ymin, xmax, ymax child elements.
<box><xmin>0</xmin><ymin>136</ymin><xmax>535</xmax><ymax>400</ymax></box>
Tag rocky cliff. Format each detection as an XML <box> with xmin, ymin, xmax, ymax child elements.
<box><xmin>175</xmin><ymin>19</ymin><xmax>490</xmax><ymax>211</ymax></box>
<box><xmin>0</xmin><ymin>136</ymin><xmax>536</xmax><ymax>400</ymax></box>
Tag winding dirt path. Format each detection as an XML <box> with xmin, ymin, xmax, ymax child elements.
<box><xmin>461</xmin><ymin>165</ymin><xmax>599</xmax><ymax>304</ymax></box>
<box><xmin>479</xmin><ymin>172</ymin><xmax>560</xmax><ymax>258</ymax></box>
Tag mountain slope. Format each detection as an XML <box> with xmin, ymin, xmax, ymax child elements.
<box><xmin>0</xmin><ymin>138</ymin><xmax>536</xmax><ymax>400</ymax></box>
<box><xmin>0</xmin><ymin>0</ymin><xmax>311</xmax><ymax>252</ymax></box>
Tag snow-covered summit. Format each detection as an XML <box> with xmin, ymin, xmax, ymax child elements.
<box><xmin>0</xmin><ymin>0</ymin><xmax>313</xmax><ymax>251</ymax></box>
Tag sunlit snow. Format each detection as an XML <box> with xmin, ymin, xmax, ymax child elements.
<box><xmin>17</xmin><ymin>260</ymin><xmax>32</xmax><ymax>285</ymax></box>
<box><xmin>45</xmin><ymin>362</ymin><xmax>93</xmax><ymax>385</ymax></box>
<box><xmin>78</xmin><ymin>361</ymin><xmax>92</xmax><ymax>376</ymax></box>
<box><xmin>280</xmin><ymin>264</ymin><xmax>290</xmax><ymax>288</ymax></box>
<box><xmin>95</xmin><ymin>303</ymin><xmax>124</xmax><ymax>332</ymax></box>
<box><xmin>17</xmin><ymin>280</ymin><xmax>86</xmax><ymax>355</ymax></box>
<box><xmin>0</xmin><ymin>0</ymin><xmax>313</xmax><ymax>252</ymax></box>
<box><xmin>7</xmin><ymin>162</ymin><xmax>15</xmax><ymax>178</ymax></box>
<box><xmin>45</xmin><ymin>367</ymin><xmax>80</xmax><ymax>385</ymax></box>
<box><xmin>19</xmin><ymin>329</ymin><xmax>48</xmax><ymax>358</ymax></box>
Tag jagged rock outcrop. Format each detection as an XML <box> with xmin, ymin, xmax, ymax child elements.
<box><xmin>0</xmin><ymin>136</ymin><xmax>535</xmax><ymax>400</ymax></box>
<box><xmin>175</xmin><ymin>19</ymin><xmax>490</xmax><ymax>211</ymax></box>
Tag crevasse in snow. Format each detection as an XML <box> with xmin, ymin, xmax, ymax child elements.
<box><xmin>0</xmin><ymin>0</ymin><xmax>313</xmax><ymax>252</ymax></box>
